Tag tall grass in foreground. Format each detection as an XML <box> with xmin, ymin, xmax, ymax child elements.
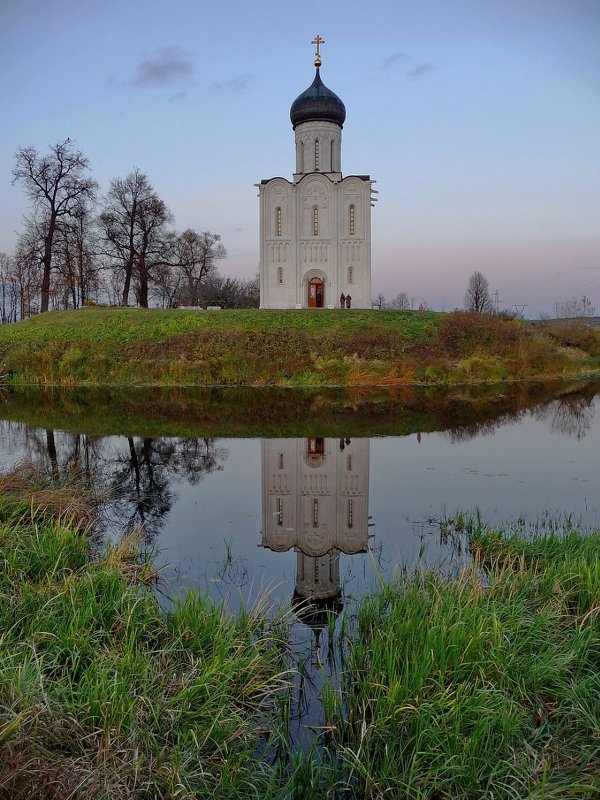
<box><xmin>0</xmin><ymin>472</ymin><xmax>296</xmax><ymax>799</ymax></box>
<box><xmin>336</xmin><ymin>525</ymin><xmax>599</xmax><ymax>799</ymax></box>
<box><xmin>1</xmin><ymin>467</ymin><xmax>598</xmax><ymax>798</ymax></box>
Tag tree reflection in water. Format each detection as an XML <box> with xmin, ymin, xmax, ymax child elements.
<box><xmin>533</xmin><ymin>393</ymin><xmax>596</xmax><ymax>440</ymax></box>
<box><xmin>0</xmin><ymin>426</ymin><xmax>228</xmax><ymax>545</ymax></box>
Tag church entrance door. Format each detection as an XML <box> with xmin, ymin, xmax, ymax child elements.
<box><xmin>308</xmin><ymin>277</ymin><xmax>324</xmax><ymax>308</ymax></box>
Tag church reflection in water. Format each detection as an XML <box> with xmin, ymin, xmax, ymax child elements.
<box><xmin>260</xmin><ymin>437</ymin><xmax>371</xmax><ymax>627</ymax></box>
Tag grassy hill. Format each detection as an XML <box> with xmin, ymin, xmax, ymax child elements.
<box><xmin>0</xmin><ymin>306</ymin><xmax>599</xmax><ymax>387</ymax></box>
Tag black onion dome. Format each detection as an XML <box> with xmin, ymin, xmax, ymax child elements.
<box><xmin>290</xmin><ymin>69</ymin><xmax>346</xmax><ymax>129</ymax></box>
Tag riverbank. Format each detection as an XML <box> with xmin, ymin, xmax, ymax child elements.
<box><xmin>2</xmin><ymin>379</ymin><xmax>598</xmax><ymax>439</ymax></box>
<box><xmin>1</xmin><ymin>307</ymin><xmax>599</xmax><ymax>387</ymax></box>
<box><xmin>1</xmin><ymin>468</ymin><xmax>598</xmax><ymax>798</ymax></box>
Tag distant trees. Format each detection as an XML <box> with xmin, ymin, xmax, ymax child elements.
<box><xmin>171</xmin><ymin>230</ymin><xmax>226</xmax><ymax>306</ymax></box>
<box><xmin>373</xmin><ymin>292</ymin><xmax>413</xmax><ymax>310</ymax></box>
<box><xmin>6</xmin><ymin>139</ymin><xmax>246</xmax><ymax>320</ymax></box>
<box><xmin>53</xmin><ymin>204</ymin><xmax>100</xmax><ymax>308</ymax></box>
<box><xmin>0</xmin><ymin>253</ymin><xmax>18</xmax><ymax>323</ymax></box>
<box><xmin>12</xmin><ymin>139</ymin><xmax>98</xmax><ymax>312</ymax></box>
<box><xmin>97</xmin><ymin>173</ymin><xmax>232</xmax><ymax>309</ymax></box>
<box><xmin>554</xmin><ymin>296</ymin><xmax>596</xmax><ymax>319</ymax></box>
<box><xmin>464</xmin><ymin>271</ymin><xmax>494</xmax><ymax>314</ymax></box>
<box><xmin>200</xmin><ymin>274</ymin><xmax>259</xmax><ymax>309</ymax></box>
<box><xmin>390</xmin><ymin>291</ymin><xmax>411</xmax><ymax>310</ymax></box>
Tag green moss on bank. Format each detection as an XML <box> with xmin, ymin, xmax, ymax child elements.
<box><xmin>1</xmin><ymin>307</ymin><xmax>598</xmax><ymax>387</ymax></box>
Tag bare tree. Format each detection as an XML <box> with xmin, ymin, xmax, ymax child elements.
<box><xmin>13</xmin><ymin>218</ymin><xmax>45</xmax><ymax>318</ymax></box>
<box><xmin>464</xmin><ymin>271</ymin><xmax>494</xmax><ymax>313</ymax></box>
<box><xmin>12</xmin><ymin>139</ymin><xmax>97</xmax><ymax>312</ymax></box>
<box><xmin>172</xmin><ymin>229</ymin><xmax>226</xmax><ymax>306</ymax></box>
<box><xmin>199</xmin><ymin>274</ymin><xmax>259</xmax><ymax>309</ymax></box>
<box><xmin>53</xmin><ymin>204</ymin><xmax>100</xmax><ymax>308</ymax></box>
<box><xmin>554</xmin><ymin>296</ymin><xmax>596</xmax><ymax>319</ymax></box>
<box><xmin>373</xmin><ymin>292</ymin><xmax>387</xmax><ymax>309</ymax></box>
<box><xmin>0</xmin><ymin>253</ymin><xmax>18</xmax><ymax>323</ymax></box>
<box><xmin>133</xmin><ymin>193</ymin><xmax>173</xmax><ymax>308</ymax></box>
<box><xmin>99</xmin><ymin>170</ymin><xmax>172</xmax><ymax>307</ymax></box>
<box><xmin>390</xmin><ymin>291</ymin><xmax>411</xmax><ymax>310</ymax></box>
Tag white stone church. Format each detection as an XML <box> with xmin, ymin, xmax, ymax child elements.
<box><xmin>258</xmin><ymin>37</ymin><xmax>376</xmax><ymax>309</ymax></box>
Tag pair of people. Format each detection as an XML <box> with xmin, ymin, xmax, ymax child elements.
<box><xmin>339</xmin><ymin>293</ymin><xmax>352</xmax><ymax>309</ymax></box>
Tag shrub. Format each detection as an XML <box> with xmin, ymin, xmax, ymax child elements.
<box><xmin>439</xmin><ymin>312</ymin><xmax>524</xmax><ymax>359</ymax></box>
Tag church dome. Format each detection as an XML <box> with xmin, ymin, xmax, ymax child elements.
<box><xmin>290</xmin><ymin>69</ymin><xmax>346</xmax><ymax>129</ymax></box>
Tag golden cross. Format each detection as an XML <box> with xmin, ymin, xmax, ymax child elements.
<box><xmin>311</xmin><ymin>34</ymin><xmax>325</xmax><ymax>67</ymax></box>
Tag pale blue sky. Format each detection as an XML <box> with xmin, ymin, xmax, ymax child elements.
<box><xmin>1</xmin><ymin>0</ymin><xmax>599</xmax><ymax>314</ymax></box>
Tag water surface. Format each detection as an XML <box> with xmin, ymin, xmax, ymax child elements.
<box><xmin>1</xmin><ymin>381</ymin><xmax>598</xmax><ymax>610</ymax></box>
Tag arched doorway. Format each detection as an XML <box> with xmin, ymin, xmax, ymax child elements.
<box><xmin>308</xmin><ymin>276</ymin><xmax>324</xmax><ymax>308</ymax></box>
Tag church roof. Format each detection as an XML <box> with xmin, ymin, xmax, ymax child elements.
<box><xmin>290</xmin><ymin>68</ymin><xmax>346</xmax><ymax>129</ymax></box>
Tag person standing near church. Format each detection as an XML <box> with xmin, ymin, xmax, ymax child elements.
<box><xmin>346</xmin><ymin>294</ymin><xmax>352</xmax><ymax>309</ymax></box>
<box><xmin>340</xmin><ymin>293</ymin><xmax>345</xmax><ymax>308</ymax></box>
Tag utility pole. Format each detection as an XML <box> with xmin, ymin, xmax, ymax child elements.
<box><xmin>493</xmin><ymin>290</ymin><xmax>501</xmax><ymax>314</ymax></box>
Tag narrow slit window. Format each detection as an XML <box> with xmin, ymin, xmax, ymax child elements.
<box><xmin>278</xmin><ymin>453</ymin><xmax>284</xmax><ymax>470</ymax></box>
<box><xmin>300</xmin><ymin>141</ymin><xmax>304</xmax><ymax>172</ymax></box>
<box><xmin>347</xmin><ymin>266</ymin><xmax>354</xmax><ymax>284</ymax></box>
<box><xmin>347</xmin><ymin>499</ymin><xmax>354</xmax><ymax>529</ymax></box>
<box><xmin>346</xmin><ymin>454</ymin><xmax>352</xmax><ymax>471</ymax></box>
<box><xmin>275</xmin><ymin>206</ymin><xmax>282</xmax><ymax>236</ymax></box>
<box><xmin>349</xmin><ymin>204</ymin><xmax>355</xmax><ymax>236</ymax></box>
<box><xmin>313</xmin><ymin>498</ymin><xmax>319</xmax><ymax>527</ymax></box>
<box><xmin>330</xmin><ymin>140</ymin><xmax>335</xmax><ymax>170</ymax></box>
<box><xmin>315</xmin><ymin>140</ymin><xmax>320</xmax><ymax>170</ymax></box>
<box><xmin>277</xmin><ymin>267</ymin><xmax>283</xmax><ymax>284</ymax></box>
<box><xmin>277</xmin><ymin>498</ymin><xmax>283</xmax><ymax>526</ymax></box>
<box><xmin>313</xmin><ymin>206</ymin><xmax>319</xmax><ymax>237</ymax></box>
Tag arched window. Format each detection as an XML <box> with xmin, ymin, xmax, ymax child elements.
<box><xmin>277</xmin><ymin>267</ymin><xmax>283</xmax><ymax>284</ymax></box>
<box><xmin>312</xmin><ymin>206</ymin><xmax>319</xmax><ymax>237</ymax></box>
<box><xmin>275</xmin><ymin>206</ymin><xmax>282</xmax><ymax>236</ymax></box>
<box><xmin>347</xmin><ymin>266</ymin><xmax>354</xmax><ymax>284</ymax></box>
<box><xmin>314</xmin><ymin>139</ymin><xmax>320</xmax><ymax>170</ymax></box>
<box><xmin>349</xmin><ymin>204</ymin><xmax>355</xmax><ymax>236</ymax></box>
<box><xmin>278</xmin><ymin>452</ymin><xmax>284</xmax><ymax>469</ymax></box>
<box><xmin>346</xmin><ymin>454</ymin><xmax>352</xmax><ymax>471</ymax></box>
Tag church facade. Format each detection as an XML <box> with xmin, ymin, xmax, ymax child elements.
<box><xmin>258</xmin><ymin>37</ymin><xmax>376</xmax><ymax>309</ymax></box>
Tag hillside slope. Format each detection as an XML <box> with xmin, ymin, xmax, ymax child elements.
<box><xmin>1</xmin><ymin>307</ymin><xmax>598</xmax><ymax>387</ymax></box>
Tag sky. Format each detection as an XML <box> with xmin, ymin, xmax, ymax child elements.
<box><xmin>1</xmin><ymin>0</ymin><xmax>599</xmax><ymax>316</ymax></box>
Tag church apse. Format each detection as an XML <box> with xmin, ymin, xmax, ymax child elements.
<box><xmin>260</xmin><ymin>437</ymin><xmax>370</xmax><ymax>616</ymax></box>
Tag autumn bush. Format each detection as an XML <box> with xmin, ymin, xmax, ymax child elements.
<box><xmin>438</xmin><ymin>312</ymin><xmax>525</xmax><ymax>359</ymax></box>
<box><xmin>542</xmin><ymin>319</ymin><xmax>600</xmax><ymax>359</ymax></box>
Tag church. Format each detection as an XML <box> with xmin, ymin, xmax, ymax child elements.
<box><xmin>258</xmin><ymin>37</ymin><xmax>376</xmax><ymax>309</ymax></box>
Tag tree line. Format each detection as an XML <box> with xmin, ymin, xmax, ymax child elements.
<box><xmin>1</xmin><ymin>139</ymin><xmax>258</xmax><ymax>321</ymax></box>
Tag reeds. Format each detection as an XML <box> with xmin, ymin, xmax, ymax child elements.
<box><xmin>0</xmin><ymin>469</ymin><xmax>293</xmax><ymax>799</ymax></box>
<box><xmin>333</xmin><ymin>525</ymin><xmax>600</xmax><ymax>799</ymax></box>
<box><xmin>1</xmin><ymin>466</ymin><xmax>598</xmax><ymax>798</ymax></box>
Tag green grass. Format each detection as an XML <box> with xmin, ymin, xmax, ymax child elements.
<box><xmin>0</xmin><ymin>470</ymin><xmax>295</xmax><ymax>799</ymax></box>
<box><xmin>1</xmin><ymin>468</ymin><xmax>598</xmax><ymax>798</ymax></box>
<box><xmin>335</xmin><ymin>524</ymin><xmax>600</xmax><ymax>799</ymax></box>
<box><xmin>1</xmin><ymin>307</ymin><xmax>599</xmax><ymax>387</ymax></box>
